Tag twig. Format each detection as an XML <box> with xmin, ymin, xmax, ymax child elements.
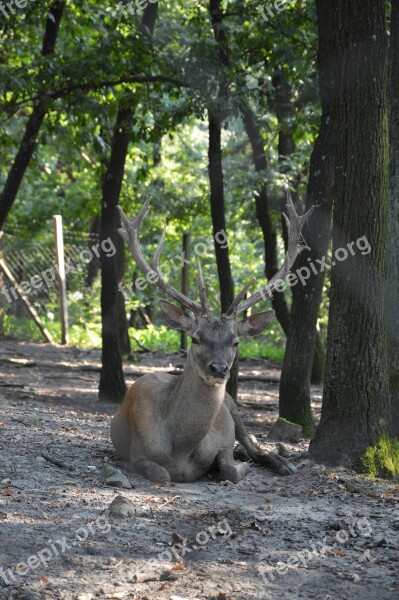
<box><xmin>41</xmin><ymin>453</ymin><xmax>74</xmax><ymax>471</ymax></box>
<box><xmin>159</xmin><ymin>495</ymin><xmax>181</xmax><ymax>508</ymax></box>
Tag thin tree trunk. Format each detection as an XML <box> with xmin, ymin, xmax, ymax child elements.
<box><xmin>0</xmin><ymin>0</ymin><xmax>66</xmax><ymax>230</ymax></box>
<box><xmin>209</xmin><ymin>0</ymin><xmax>237</xmax><ymax>399</ymax></box>
<box><xmin>388</xmin><ymin>0</ymin><xmax>399</xmax><ymax>438</ymax></box>
<box><xmin>239</xmin><ymin>102</ymin><xmax>291</xmax><ymax>335</ymax></box>
<box><xmin>272</xmin><ymin>72</ymin><xmax>326</xmax><ymax>385</ymax></box>
<box><xmin>310</xmin><ymin>0</ymin><xmax>391</xmax><ymax>465</ymax></box>
<box><xmin>279</xmin><ymin>118</ymin><xmax>333</xmax><ymax>436</ymax></box>
<box><xmin>99</xmin><ymin>104</ymin><xmax>131</xmax><ymax>402</ymax></box>
<box><xmin>99</xmin><ymin>2</ymin><xmax>158</xmax><ymax>401</ymax></box>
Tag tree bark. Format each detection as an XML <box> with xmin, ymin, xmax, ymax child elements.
<box><xmin>279</xmin><ymin>117</ymin><xmax>333</xmax><ymax>435</ymax></box>
<box><xmin>310</xmin><ymin>0</ymin><xmax>391</xmax><ymax>465</ymax></box>
<box><xmin>99</xmin><ymin>104</ymin><xmax>131</xmax><ymax>402</ymax></box>
<box><xmin>99</xmin><ymin>2</ymin><xmax>158</xmax><ymax>401</ymax></box>
<box><xmin>0</xmin><ymin>0</ymin><xmax>66</xmax><ymax>230</ymax></box>
<box><xmin>388</xmin><ymin>0</ymin><xmax>399</xmax><ymax>438</ymax></box>
<box><xmin>272</xmin><ymin>72</ymin><xmax>327</xmax><ymax>385</ymax></box>
<box><xmin>239</xmin><ymin>102</ymin><xmax>291</xmax><ymax>335</ymax></box>
<box><xmin>208</xmin><ymin>0</ymin><xmax>237</xmax><ymax>399</ymax></box>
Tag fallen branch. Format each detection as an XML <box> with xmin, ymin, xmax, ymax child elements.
<box><xmin>41</xmin><ymin>453</ymin><xmax>74</xmax><ymax>471</ymax></box>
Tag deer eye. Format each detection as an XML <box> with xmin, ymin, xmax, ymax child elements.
<box><xmin>191</xmin><ymin>337</ymin><xmax>200</xmax><ymax>345</ymax></box>
<box><xmin>233</xmin><ymin>341</ymin><xmax>239</xmax><ymax>348</ymax></box>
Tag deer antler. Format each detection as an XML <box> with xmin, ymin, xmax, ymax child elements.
<box><xmin>117</xmin><ymin>198</ymin><xmax>207</xmax><ymax>317</ymax></box>
<box><xmin>223</xmin><ymin>189</ymin><xmax>314</xmax><ymax>317</ymax></box>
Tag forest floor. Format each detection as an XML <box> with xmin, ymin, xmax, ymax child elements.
<box><xmin>0</xmin><ymin>340</ymin><xmax>398</xmax><ymax>600</ymax></box>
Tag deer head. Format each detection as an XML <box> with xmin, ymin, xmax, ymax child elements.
<box><xmin>117</xmin><ymin>193</ymin><xmax>313</xmax><ymax>385</ymax></box>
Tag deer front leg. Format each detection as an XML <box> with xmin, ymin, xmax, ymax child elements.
<box><xmin>216</xmin><ymin>448</ymin><xmax>251</xmax><ymax>483</ymax></box>
<box><xmin>131</xmin><ymin>457</ymin><xmax>171</xmax><ymax>482</ymax></box>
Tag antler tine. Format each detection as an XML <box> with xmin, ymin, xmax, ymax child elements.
<box><xmin>223</xmin><ymin>278</ymin><xmax>256</xmax><ymax>318</ymax></box>
<box><xmin>117</xmin><ymin>199</ymin><xmax>202</xmax><ymax>316</ymax></box>
<box><xmin>231</xmin><ymin>188</ymin><xmax>315</xmax><ymax>317</ymax></box>
<box><xmin>117</xmin><ymin>199</ymin><xmax>153</xmax><ymax>276</ymax></box>
<box><xmin>152</xmin><ymin>223</ymin><xmax>167</xmax><ymax>272</ymax></box>
<box><xmin>197</xmin><ymin>258</ymin><xmax>209</xmax><ymax>315</ymax></box>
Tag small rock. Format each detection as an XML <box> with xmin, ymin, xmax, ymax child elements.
<box><xmin>106</xmin><ymin>473</ymin><xmax>132</xmax><ymax>489</ymax></box>
<box><xmin>276</xmin><ymin>442</ymin><xmax>290</xmax><ymax>458</ymax></box>
<box><xmin>101</xmin><ymin>465</ymin><xmax>122</xmax><ymax>478</ymax></box>
<box><xmin>0</xmin><ymin>478</ymin><xmax>11</xmax><ymax>485</ymax></box>
<box><xmin>101</xmin><ymin>465</ymin><xmax>132</xmax><ymax>489</ymax></box>
<box><xmin>268</xmin><ymin>418</ymin><xmax>302</xmax><ymax>444</ymax></box>
<box><xmin>109</xmin><ymin>495</ymin><xmax>135</xmax><ymax>518</ymax></box>
<box><xmin>36</xmin><ymin>456</ymin><xmax>46</xmax><ymax>463</ymax></box>
<box><xmin>77</xmin><ymin>594</ymin><xmax>94</xmax><ymax>600</ymax></box>
<box><xmin>86</xmin><ymin>465</ymin><xmax>97</xmax><ymax>472</ymax></box>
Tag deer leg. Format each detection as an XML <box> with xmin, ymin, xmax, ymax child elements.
<box><xmin>224</xmin><ymin>394</ymin><xmax>297</xmax><ymax>476</ymax></box>
<box><xmin>131</xmin><ymin>457</ymin><xmax>171</xmax><ymax>482</ymax></box>
<box><xmin>216</xmin><ymin>448</ymin><xmax>251</xmax><ymax>483</ymax></box>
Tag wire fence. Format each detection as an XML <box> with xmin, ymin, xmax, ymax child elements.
<box><xmin>0</xmin><ymin>220</ymin><xmax>101</xmax><ymax>343</ymax></box>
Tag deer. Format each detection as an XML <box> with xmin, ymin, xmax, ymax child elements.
<box><xmin>110</xmin><ymin>192</ymin><xmax>314</xmax><ymax>483</ymax></box>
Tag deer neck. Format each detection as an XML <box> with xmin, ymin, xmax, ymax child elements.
<box><xmin>169</xmin><ymin>350</ymin><xmax>227</xmax><ymax>447</ymax></box>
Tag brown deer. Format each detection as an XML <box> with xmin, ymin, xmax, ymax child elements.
<box><xmin>111</xmin><ymin>193</ymin><xmax>313</xmax><ymax>483</ymax></box>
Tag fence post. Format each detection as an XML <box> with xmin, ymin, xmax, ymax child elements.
<box><xmin>180</xmin><ymin>232</ymin><xmax>190</xmax><ymax>352</ymax></box>
<box><xmin>53</xmin><ymin>215</ymin><xmax>69</xmax><ymax>345</ymax></box>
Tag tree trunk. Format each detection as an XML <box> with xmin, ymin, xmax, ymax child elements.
<box><xmin>99</xmin><ymin>2</ymin><xmax>158</xmax><ymax>401</ymax></box>
<box><xmin>310</xmin><ymin>0</ymin><xmax>391</xmax><ymax>465</ymax></box>
<box><xmin>208</xmin><ymin>0</ymin><xmax>237</xmax><ymax>399</ymax></box>
<box><xmin>99</xmin><ymin>104</ymin><xmax>132</xmax><ymax>402</ymax></box>
<box><xmin>279</xmin><ymin>118</ymin><xmax>333</xmax><ymax>436</ymax></box>
<box><xmin>0</xmin><ymin>0</ymin><xmax>65</xmax><ymax>230</ymax></box>
<box><xmin>239</xmin><ymin>102</ymin><xmax>291</xmax><ymax>335</ymax></box>
<box><xmin>272</xmin><ymin>72</ymin><xmax>327</xmax><ymax>385</ymax></box>
<box><xmin>388</xmin><ymin>0</ymin><xmax>399</xmax><ymax>438</ymax></box>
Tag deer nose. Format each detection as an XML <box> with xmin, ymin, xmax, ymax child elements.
<box><xmin>209</xmin><ymin>362</ymin><xmax>229</xmax><ymax>378</ymax></box>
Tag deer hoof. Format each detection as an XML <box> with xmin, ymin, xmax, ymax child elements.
<box><xmin>148</xmin><ymin>465</ymin><xmax>171</xmax><ymax>482</ymax></box>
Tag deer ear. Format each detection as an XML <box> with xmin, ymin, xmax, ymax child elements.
<box><xmin>160</xmin><ymin>300</ymin><xmax>195</xmax><ymax>332</ymax></box>
<box><xmin>236</xmin><ymin>310</ymin><xmax>275</xmax><ymax>337</ymax></box>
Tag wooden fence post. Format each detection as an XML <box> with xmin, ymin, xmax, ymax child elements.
<box><xmin>180</xmin><ymin>232</ymin><xmax>190</xmax><ymax>352</ymax></box>
<box><xmin>53</xmin><ymin>215</ymin><xmax>69</xmax><ymax>345</ymax></box>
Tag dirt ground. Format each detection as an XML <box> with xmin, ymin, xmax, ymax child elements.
<box><xmin>0</xmin><ymin>340</ymin><xmax>398</xmax><ymax>600</ymax></box>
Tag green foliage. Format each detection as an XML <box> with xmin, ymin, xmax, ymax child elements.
<box><xmin>1</xmin><ymin>0</ymin><xmax>325</xmax><ymax>363</ymax></box>
<box><xmin>361</xmin><ymin>435</ymin><xmax>399</xmax><ymax>479</ymax></box>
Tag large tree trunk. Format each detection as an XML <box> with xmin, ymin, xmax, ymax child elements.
<box><xmin>0</xmin><ymin>0</ymin><xmax>65</xmax><ymax>230</ymax></box>
<box><xmin>310</xmin><ymin>0</ymin><xmax>391</xmax><ymax>465</ymax></box>
<box><xmin>208</xmin><ymin>0</ymin><xmax>237</xmax><ymax>399</ymax></box>
<box><xmin>388</xmin><ymin>0</ymin><xmax>399</xmax><ymax>438</ymax></box>
<box><xmin>239</xmin><ymin>102</ymin><xmax>291</xmax><ymax>335</ymax></box>
<box><xmin>99</xmin><ymin>2</ymin><xmax>158</xmax><ymax>401</ymax></box>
